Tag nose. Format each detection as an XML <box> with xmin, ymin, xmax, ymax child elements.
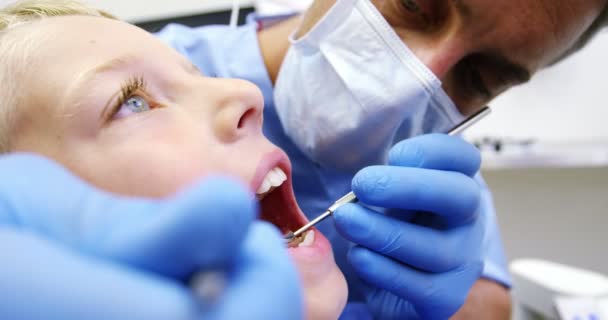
<box><xmin>413</xmin><ymin>41</ymin><xmax>466</xmax><ymax>81</ymax></box>
<box><xmin>211</xmin><ymin>79</ymin><xmax>264</xmax><ymax>142</ymax></box>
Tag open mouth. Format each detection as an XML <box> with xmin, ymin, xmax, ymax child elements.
<box><xmin>252</xmin><ymin>153</ymin><xmax>316</xmax><ymax>248</ymax></box>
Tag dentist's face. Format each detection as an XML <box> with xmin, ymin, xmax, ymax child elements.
<box><xmin>9</xmin><ymin>16</ymin><xmax>346</xmax><ymax>320</ymax></box>
<box><xmin>300</xmin><ymin>0</ymin><xmax>606</xmax><ymax>115</ymax></box>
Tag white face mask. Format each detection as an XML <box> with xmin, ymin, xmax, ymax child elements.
<box><xmin>273</xmin><ymin>0</ymin><xmax>465</xmax><ymax>172</ymax></box>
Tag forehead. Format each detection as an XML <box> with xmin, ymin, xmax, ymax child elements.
<box><xmin>460</xmin><ymin>0</ymin><xmax>605</xmax><ymax>69</ymax></box>
<box><xmin>20</xmin><ymin>16</ymin><xmax>179</xmax><ymax>73</ymax></box>
<box><xmin>11</xmin><ymin>16</ymin><xmax>185</xmax><ymax>114</ymax></box>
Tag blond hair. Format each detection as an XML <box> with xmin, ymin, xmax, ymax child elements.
<box><xmin>0</xmin><ymin>0</ymin><xmax>114</xmax><ymax>151</ymax></box>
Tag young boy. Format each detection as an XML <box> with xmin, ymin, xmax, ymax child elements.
<box><xmin>0</xmin><ymin>1</ymin><xmax>347</xmax><ymax>319</ymax></box>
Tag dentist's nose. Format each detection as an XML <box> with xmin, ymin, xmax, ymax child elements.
<box><xmin>212</xmin><ymin>79</ymin><xmax>264</xmax><ymax>142</ymax></box>
<box><xmin>413</xmin><ymin>41</ymin><xmax>466</xmax><ymax>81</ymax></box>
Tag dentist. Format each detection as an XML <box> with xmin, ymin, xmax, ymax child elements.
<box><xmin>157</xmin><ymin>0</ymin><xmax>608</xmax><ymax>318</ymax></box>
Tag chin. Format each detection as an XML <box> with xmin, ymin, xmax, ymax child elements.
<box><xmin>293</xmin><ymin>244</ymin><xmax>348</xmax><ymax>320</ymax></box>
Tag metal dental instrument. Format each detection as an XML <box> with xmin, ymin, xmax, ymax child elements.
<box><xmin>284</xmin><ymin>106</ymin><xmax>492</xmax><ymax>244</ymax></box>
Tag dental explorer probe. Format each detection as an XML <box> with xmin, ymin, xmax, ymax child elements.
<box><xmin>284</xmin><ymin>106</ymin><xmax>492</xmax><ymax>244</ymax></box>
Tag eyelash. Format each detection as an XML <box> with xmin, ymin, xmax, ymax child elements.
<box><xmin>106</xmin><ymin>76</ymin><xmax>157</xmax><ymax>120</ymax></box>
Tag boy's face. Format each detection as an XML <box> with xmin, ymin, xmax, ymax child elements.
<box><xmin>9</xmin><ymin>16</ymin><xmax>346</xmax><ymax>320</ymax></box>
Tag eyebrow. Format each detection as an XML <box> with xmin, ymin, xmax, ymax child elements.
<box><xmin>95</xmin><ymin>56</ymin><xmax>135</xmax><ymax>74</ymax></box>
<box><xmin>452</xmin><ymin>0</ymin><xmax>473</xmax><ymax>20</ymax></box>
<box><xmin>77</xmin><ymin>54</ymin><xmax>200</xmax><ymax>85</ymax></box>
<box><xmin>64</xmin><ymin>55</ymin><xmax>138</xmax><ymax>116</ymax></box>
<box><xmin>74</xmin><ymin>55</ymin><xmax>138</xmax><ymax>90</ymax></box>
<box><xmin>68</xmin><ymin>54</ymin><xmax>201</xmax><ymax>112</ymax></box>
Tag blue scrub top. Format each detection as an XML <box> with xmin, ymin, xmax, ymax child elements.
<box><xmin>155</xmin><ymin>18</ymin><xmax>511</xmax><ymax>316</ymax></box>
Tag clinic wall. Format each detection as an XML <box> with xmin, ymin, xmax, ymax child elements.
<box><xmin>467</xmin><ymin>30</ymin><xmax>608</xmax><ymax>277</ymax></box>
<box><xmin>483</xmin><ymin>167</ymin><xmax>608</xmax><ymax>275</ymax></box>
<box><xmin>0</xmin><ymin>0</ymin><xmax>251</xmax><ymax>22</ymax></box>
<box><xmin>81</xmin><ymin>0</ymin><xmax>252</xmax><ymax>23</ymax></box>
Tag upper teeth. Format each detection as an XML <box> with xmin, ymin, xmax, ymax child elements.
<box><xmin>256</xmin><ymin>167</ymin><xmax>287</xmax><ymax>198</ymax></box>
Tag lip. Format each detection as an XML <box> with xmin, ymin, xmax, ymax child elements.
<box><xmin>287</xmin><ymin>228</ymin><xmax>333</xmax><ymax>265</ymax></box>
<box><xmin>252</xmin><ymin>149</ymin><xmax>332</xmax><ymax>261</ymax></box>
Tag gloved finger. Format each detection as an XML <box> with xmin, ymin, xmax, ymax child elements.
<box><xmin>389</xmin><ymin>134</ymin><xmax>481</xmax><ymax>177</ymax></box>
<box><xmin>207</xmin><ymin>222</ymin><xmax>303</xmax><ymax>320</ymax></box>
<box><xmin>359</xmin><ymin>287</ymin><xmax>419</xmax><ymax>320</ymax></box>
<box><xmin>334</xmin><ymin>203</ymin><xmax>482</xmax><ymax>272</ymax></box>
<box><xmin>348</xmin><ymin>246</ymin><xmax>483</xmax><ymax>320</ymax></box>
<box><xmin>0</xmin><ymin>229</ymin><xmax>199</xmax><ymax>320</ymax></box>
<box><xmin>92</xmin><ymin>177</ymin><xmax>257</xmax><ymax>279</ymax></box>
<box><xmin>352</xmin><ymin>166</ymin><xmax>481</xmax><ymax>226</ymax></box>
<box><xmin>0</xmin><ymin>154</ymin><xmax>255</xmax><ymax>278</ymax></box>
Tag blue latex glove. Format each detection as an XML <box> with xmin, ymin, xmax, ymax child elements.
<box><xmin>0</xmin><ymin>154</ymin><xmax>302</xmax><ymax>320</ymax></box>
<box><xmin>334</xmin><ymin>134</ymin><xmax>485</xmax><ymax>320</ymax></box>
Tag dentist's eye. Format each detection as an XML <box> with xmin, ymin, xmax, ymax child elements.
<box><xmin>396</xmin><ymin>0</ymin><xmax>448</xmax><ymax>30</ymax></box>
<box><xmin>401</xmin><ymin>0</ymin><xmax>421</xmax><ymax>13</ymax></box>
<box><xmin>396</xmin><ymin>0</ymin><xmax>427</xmax><ymax>27</ymax></box>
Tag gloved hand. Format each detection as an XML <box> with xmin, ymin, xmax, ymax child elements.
<box><xmin>333</xmin><ymin>134</ymin><xmax>485</xmax><ymax>320</ymax></box>
<box><xmin>0</xmin><ymin>154</ymin><xmax>302</xmax><ymax>320</ymax></box>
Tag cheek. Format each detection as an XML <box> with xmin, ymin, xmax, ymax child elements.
<box><xmin>298</xmin><ymin>262</ymin><xmax>348</xmax><ymax>320</ymax></box>
<box><xmin>66</xmin><ymin>139</ymin><xmax>269</xmax><ymax>199</ymax></box>
<box><xmin>69</xmin><ymin>119</ymin><xmax>210</xmax><ymax>197</ymax></box>
<box><xmin>62</xmin><ymin>132</ymin><xmax>216</xmax><ymax>197</ymax></box>
<box><xmin>51</xmin><ymin>112</ymin><xmax>273</xmax><ymax>198</ymax></box>
<box><xmin>73</xmin><ymin>145</ymin><xmax>216</xmax><ymax>198</ymax></box>
<box><xmin>370</xmin><ymin>2</ymin><xmax>468</xmax><ymax>79</ymax></box>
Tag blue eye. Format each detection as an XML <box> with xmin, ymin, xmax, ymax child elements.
<box><xmin>125</xmin><ymin>96</ymin><xmax>150</xmax><ymax>112</ymax></box>
<box><xmin>115</xmin><ymin>95</ymin><xmax>151</xmax><ymax>118</ymax></box>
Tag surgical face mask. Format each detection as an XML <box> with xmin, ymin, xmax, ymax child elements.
<box><xmin>273</xmin><ymin>0</ymin><xmax>465</xmax><ymax>171</ymax></box>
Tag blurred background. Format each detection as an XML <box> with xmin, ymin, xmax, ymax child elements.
<box><xmin>2</xmin><ymin>0</ymin><xmax>606</xmax><ymax>314</ymax></box>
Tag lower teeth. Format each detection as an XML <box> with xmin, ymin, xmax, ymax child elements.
<box><xmin>288</xmin><ymin>230</ymin><xmax>315</xmax><ymax>248</ymax></box>
<box><xmin>299</xmin><ymin>230</ymin><xmax>315</xmax><ymax>247</ymax></box>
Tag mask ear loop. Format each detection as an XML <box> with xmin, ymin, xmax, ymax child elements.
<box><xmin>229</xmin><ymin>0</ymin><xmax>241</xmax><ymax>28</ymax></box>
